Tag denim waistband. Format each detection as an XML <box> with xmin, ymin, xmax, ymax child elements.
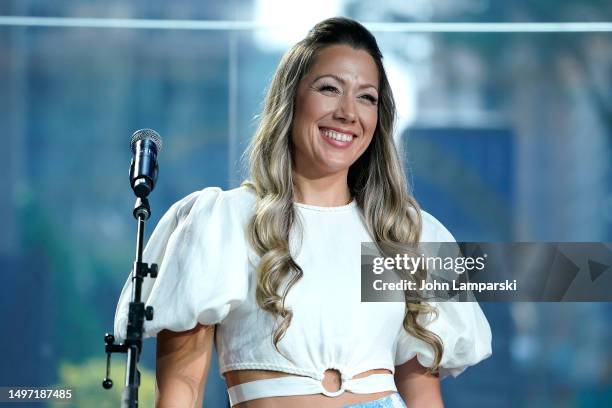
<box><xmin>343</xmin><ymin>393</ymin><xmax>407</xmax><ymax>408</ymax></box>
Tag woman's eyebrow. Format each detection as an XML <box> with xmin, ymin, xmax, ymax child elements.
<box><xmin>312</xmin><ymin>74</ymin><xmax>378</xmax><ymax>92</ymax></box>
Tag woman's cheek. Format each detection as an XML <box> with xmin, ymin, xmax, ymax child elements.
<box><xmin>316</xmin><ymin>96</ymin><xmax>336</xmax><ymax>114</ymax></box>
<box><xmin>363</xmin><ymin>112</ymin><xmax>378</xmax><ymax>136</ymax></box>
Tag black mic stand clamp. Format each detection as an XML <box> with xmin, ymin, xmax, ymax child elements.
<box><xmin>103</xmin><ymin>197</ymin><xmax>158</xmax><ymax>408</ymax></box>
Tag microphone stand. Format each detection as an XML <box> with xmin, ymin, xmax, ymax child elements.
<box><xmin>103</xmin><ymin>197</ymin><xmax>158</xmax><ymax>408</ymax></box>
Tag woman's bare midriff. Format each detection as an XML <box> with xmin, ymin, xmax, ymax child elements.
<box><xmin>224</xmin><ymin>368</ymin><xmax>395</xmax><ymax>408</ymax></box>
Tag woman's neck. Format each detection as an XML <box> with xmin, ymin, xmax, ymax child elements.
<box><xmin>292</xmin><ymin>170</ymin><xmax>352</xmax><ymax>207</ymax></box>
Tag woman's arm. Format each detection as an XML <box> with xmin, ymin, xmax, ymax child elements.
<box><xmin>156</xmin><ymin>324</ymin><xmax>215</xmax><ymax>408</ymax></box>
<box><xmin>394</xmin><ymin>357</ymin><xmax>444</xmax><ymax>408</ymax></box>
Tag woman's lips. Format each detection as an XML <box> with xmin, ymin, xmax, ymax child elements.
<box><xmin>319</xmin><ymin>127</ymin><xmax>355</xmax><ymax>149</ymax></box>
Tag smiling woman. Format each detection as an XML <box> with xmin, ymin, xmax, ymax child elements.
<box><xmin>292</xmin><ymin>44</ymin><xmax>379</xmax><ymax>184</ymax></box>
<box><xmin>114</xmin><ymin>17</ymin><xmax>492</xmax><ymax>408</ymax></box>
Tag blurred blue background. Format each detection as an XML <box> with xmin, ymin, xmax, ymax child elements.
<box><xmin>0</xmin><ymin>1</ymin><xmax>611</xmax><ymax>407</ymax></box>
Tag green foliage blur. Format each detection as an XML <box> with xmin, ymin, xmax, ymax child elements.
<box><xmin>50</xmin><ymin>358</ymin><xmax>155</xmax><ymax>408</ymax></box>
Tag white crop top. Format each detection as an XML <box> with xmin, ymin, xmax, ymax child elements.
<box><xmin>114</xmin><ymin>186</ymin><xmax>492</xmax><ymax>402</ymax></box>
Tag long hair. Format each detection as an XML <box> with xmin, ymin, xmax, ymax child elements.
<box><xmin>241</xmin><ymin>17</ymin><xmax>443</xmax><ymax>374</ymax></box>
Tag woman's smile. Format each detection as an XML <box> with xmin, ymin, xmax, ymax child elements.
<box><xmin>319</xmin><ymin>126</ymin><xmax>357</xmax><ymax>149</ymax></box>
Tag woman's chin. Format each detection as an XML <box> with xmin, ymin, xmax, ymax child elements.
<box><xmin>319</xmin><ymin>162</ymin><xmax>352</xmax><ymax>176</ymax></box>
<box><xmin>297</xmin><ymin>153</ymin><xmax>353</xmax><ymax>176</ymax></box>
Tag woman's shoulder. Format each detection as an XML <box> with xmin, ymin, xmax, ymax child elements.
<box><xmin>418</xmin><ymin>208</ymin><xmax>456</xmax><ymax>243</ymax></box>
<box><xmin>169</xmin><ymin>185</ymin><xmax>257</xmax><ymax>224</ymax></box>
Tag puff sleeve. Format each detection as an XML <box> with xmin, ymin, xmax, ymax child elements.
<box><xmin>113</xmin><ymin>187</ymin><xmax>250</xmax><ymax>342</ymax></box>
<box><xmin>394</xmin><ymin>212</ymin><xmax>493</xmax><ymax>379</ymax></box>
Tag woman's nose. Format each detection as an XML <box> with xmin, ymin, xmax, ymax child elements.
<box><xmin>333</xmin><ymin>95</ymin><xmax>356</xmax><ymax>123</ymax></box>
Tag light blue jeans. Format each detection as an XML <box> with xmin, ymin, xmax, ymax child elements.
<box><xmin>343</xmin><ymin>393</ymin><xmax>407</xmax><ymax>407</ymax></box>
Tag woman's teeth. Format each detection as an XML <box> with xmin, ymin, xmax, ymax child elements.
<box><xmin>321</xmin><ymin>128</ymin><xmax>354</xmax><ymax>142</ymax></box>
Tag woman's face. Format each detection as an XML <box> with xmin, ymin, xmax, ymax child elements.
<box><xmin>291</xmin><ymin>44</ymin><xmax>379</xmax><ymax>178</ymax></box>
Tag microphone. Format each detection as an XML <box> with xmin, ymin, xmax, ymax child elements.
<box><xmin>129</xmin><ymin>129</ymin><xmax>163</xmax><ymax>198</ymax></box>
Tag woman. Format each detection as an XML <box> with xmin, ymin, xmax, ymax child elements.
<box><xmin>115</xmin><ymin>17</ymin><xmax>492</xmax><ymax>408</ymax></box>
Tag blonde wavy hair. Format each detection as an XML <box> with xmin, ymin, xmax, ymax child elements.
<box><xmin>241</xmin><ymin>17</ymin><xmax>443</xmax><ymax>374</ymax></box>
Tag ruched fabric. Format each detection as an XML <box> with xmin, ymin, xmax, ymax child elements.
<box><xmin>394</xmin><ymin>301</ymin><xmax>492</xmax><ymax>379</ymax></box>
<box><xmin>393</xmin><ymin>212</ymin><xmax>492</xmax><ymax>378</ymax></box>
<box><xmin>114</xmin><ymin>187</ymin><xmax>250</xmax><ymax>341</ymax></box>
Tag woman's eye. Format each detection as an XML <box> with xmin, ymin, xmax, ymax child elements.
<box><xmin>361</xmin><ymin>94</ymin><xmax>378</xmax><ymax>104</ymax></box>
<box><xmin>319</xmin><ymin>85</ymin><xmax>339</xmax><ymax>93</ymax></box>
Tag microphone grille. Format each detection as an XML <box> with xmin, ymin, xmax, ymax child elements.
<box><xmin>130</xmin><ymin>129</ymin><xmax>163</xmax><ymax>152</ymax></box>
